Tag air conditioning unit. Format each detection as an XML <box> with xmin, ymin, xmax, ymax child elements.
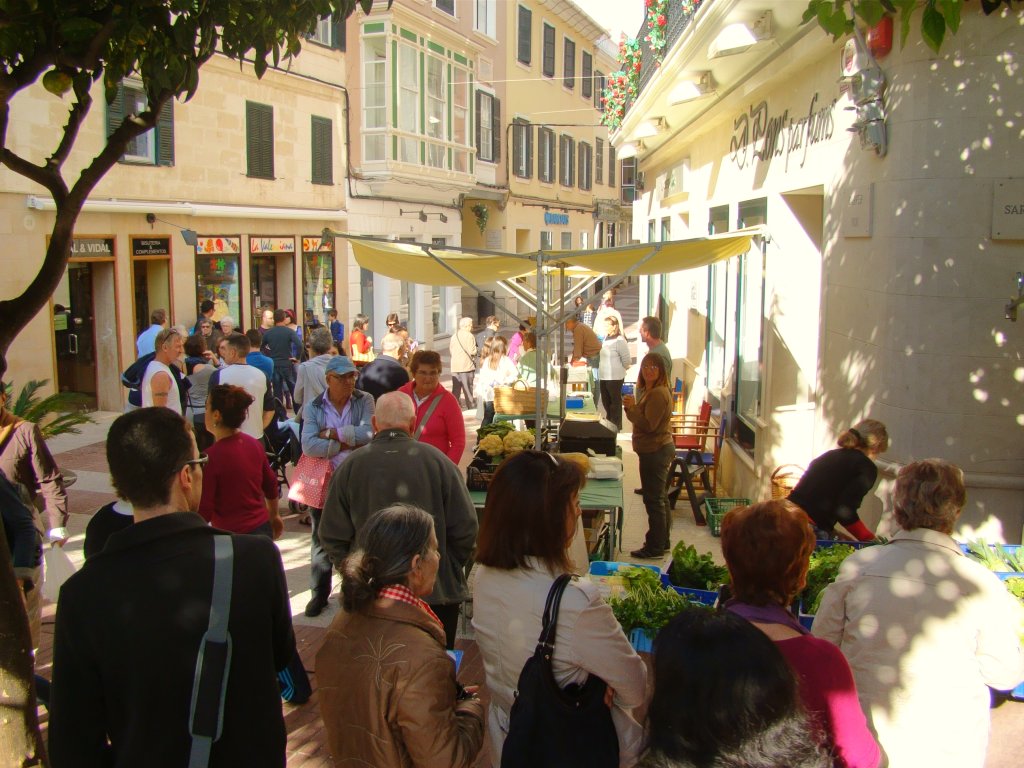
<box><xmin>635</xmin><ymin>172</ymin><xmax>646</xmax><ymax>192</ymax></box>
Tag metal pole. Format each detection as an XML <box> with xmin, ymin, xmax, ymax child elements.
<box><xmin>534</xmin><ymin>250</ymin><xmax>546</xmax><ymax>450</ymax></box>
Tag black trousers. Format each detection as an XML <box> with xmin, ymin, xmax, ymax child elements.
<box><xmin>600</xmin><ymin>378</ymin><xmax>624</xmax><ymax>430</ymax></box>
<box><xmin>309</xmin><ymin>506</ymin><xmax>333</xmax><ymax>599</ymax></box>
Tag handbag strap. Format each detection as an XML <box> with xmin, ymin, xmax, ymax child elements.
<box><xmin>413</xmin><ymin>393</ymin><xmax>444</xmax><ymax>440</ymax></box>
<box><xmin>536</xmin><ymin>574</ymin><xmax>573</xmax><ymax>653</ymax></box>
<box><xmin>188</xmin><ymin>535</ymin><xmax>234</xmax><ymax>768</ymax></box>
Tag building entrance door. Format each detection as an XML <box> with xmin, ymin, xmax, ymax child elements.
<box><xmin>251</xmin><ymin>254</ymin><xmax>277</xmax><ymax>329</ymax></box>
<box><xmin>54</xmin><ymin>262</ymin><xmax>98</xmax><ymax>409</ymax></box>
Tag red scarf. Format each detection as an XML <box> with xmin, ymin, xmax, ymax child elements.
<box><xmin>377</xmin><ymin>584</ymin><xmax>442</xmax><ymax>627</ymax></box>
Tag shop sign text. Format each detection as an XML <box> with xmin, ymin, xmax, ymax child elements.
<box><xmin>730</xmin><ymin>93</ymin><xmax>836</xmax><ymax>171</ymax></box>
<box><xmin>544</xmin><ymin>212</ymin><xmax>569</xmax><ymax>226</ymax></box>
<box><xmin>131</xmin><ymin>237</ymin><xmax>171</xmax><ymax>257</ymax></box>
<box><xmin>302</xmin><ymin>236</ymin><xmax>333</xmax><ymax>253</ymax></box>
<box><xmin>70</xmin><ymin>237</ymin><xmax>114</xmax><ymax>257</ymax></box>
<box><xmin>250</xmin><ymin>235</ymin><xmax>296</xmax><ymax>254</ymax></box>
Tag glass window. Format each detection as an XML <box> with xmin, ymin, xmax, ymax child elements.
<box><xmin>517</xmin><ymin>6</ymin><xmax>532</xmax><ymax>65</ymax></box>
<box><xmin>660</xmin><ymin>217</ymin><xmax>671</xmax><ymax>241</ymax></box>
<box><xmin>594</xmin><ymin>70</ymin><xmax>604</xmax><ymax>110</ymax></box>
<box><xmin>559</xmin><ymin>134</ymin><xmax>574</xmax><ymax>187</ymax></box>
<box><xmin>513</xmin><ymin>119</ymin><xmax>532</xmax><ymax>178</ymax></box>
<box><xmin>435</xmin><ymin>0</ymin><xmax>455</xmax><ymax>15</ymax></box>
<box><xmin>542</xmin><ymin>24</ymin><xmax>555</xmax><ymax>78</ymax></box>
<box><xmin>475</xmin><ymin>0</ymin><xmax>496</xmax><ymax>37</ymax></box>
<box><xmin>426</xmin><ymin>55</ymin><xmax>446</xmax><ymax>168</ymax></box>
<box><xmin>580</xmin><ymin>231</ymin><xmax>588</xmax><ymax>249</ymax></box>
<box><xmin>647</xmin><ymin>220</ymin><xmax>656</xmax><ymax>243</ymax></box>
<box><xmin>123</xmin><ymin>84</ymin><xmax>155</xmax><ymax>163</ymax></box>
<box><xmin>478</xmin><ymin>92</ymin><xmax>493</xmax><ymax>162</ymax></box>
<box><xmin>540</xmin><ymin>231</ymin><xmax>553</xmax><ymax>250</ymax></box>
<box><xmin>582</xmin><ymin>52</ymin><xmax>593</xmax><ymax>98</ymax></box>
<box><xmin>563</xmin><ymin>38</ymin><xmax>575</xmax><ymax>90</ymax></box>
<box><xmin>398</xmin><ymin>43</ymin><xmax>420</xmax><ymax>163</ymax></box>
<box><xmin>196</xmin><ymin>253</ymin><xmax>241</xmax><ymax>329</ymax></box>
<box><xmin>608</xmin><ymin>145</ymin><xmax>616</xmax><ymax>187</ymax></box>
<box><xmin>363</xmin><ymin>36</ymin><xmax>387</xmax><ymax>160</ymax></box>
<box><xmin>302</xmin><ymin>245</ymin><xmax>334</xmax><ymax>325</ymax></box>
<box><xmin>620</xmin><ymin>156</ymin><xmax>636</xmax><ymax>203</ymax></box>
<box><xmin>453</xmin><ymin>72</ymin><xmax>470</xmax><ymax>172</ymax></box>
<box><xmin>578</xmin><ymin>142</ymin><xmax>592</xmax><ymax>190</ymax></box>
<box><xmin>735</xmin><ymin>200</ymin><xmax>768</xmax><ymax>445</ymax></box>
<box><xmin>560</xmin><ymin>231</ymin><xmax>573</xmax><ymax>249</ymax></box>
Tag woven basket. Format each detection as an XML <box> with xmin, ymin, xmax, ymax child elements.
<box><xmin>770</xmin><ymin>464</ymin><xmax>805</xmax><ymax>500</ymax></box>
<box><xmin>493</xmin><ymin>380</ymin><xmax>548</xmax><ymax>415</ymax></box>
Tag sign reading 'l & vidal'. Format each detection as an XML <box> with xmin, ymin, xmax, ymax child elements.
<box><xmin>729</xmin><ymin>92</ymin><xmax>837</xmax><ymax>172</ymax></box>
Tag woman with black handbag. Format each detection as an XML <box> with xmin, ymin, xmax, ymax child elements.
<box><xmin>472</xmin><ymin>451</ymin><xmax>647</xmax><ymax>768</ymax></box>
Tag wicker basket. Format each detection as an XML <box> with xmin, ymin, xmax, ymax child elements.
<box><xmin>704</xmin><ymin>497</ymin><xmax>752</xmax><ymax>537</ymax></box>
<box><xmin>770</xmin><ymin>464</ymin><xmax>805</xmax><ymax>500</ymax></box>
<box><xmin>493</xmin><ymin>381</ymin><xmax>548</xmax><ymax>415</ymax></box>
<box><xmin>466</xmin><ymin>465</ymin><xmax>496</xmax><ymax>492</ymax></box>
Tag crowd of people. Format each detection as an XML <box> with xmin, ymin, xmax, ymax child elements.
<box><xmin>2</xmin><ymin>294</ymin><xmax>1022</xmax><ymax>768</ymax></box>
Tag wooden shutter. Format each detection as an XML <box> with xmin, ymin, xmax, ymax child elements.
<box><xmin>594</xmin><ymin>71</ymin><xmax>604</xmax><ymax>110</ymax></box>
<box><xmin>491</xmin><ymin>97</ymin><xmax>500</xmax><ymax>163</ymax></box>
<box><xmin>517</xmin><ymin>6</ymin><xmax>532</xmax><ymax>65</ymax></box>
<box><xmin>563</xmin><ymin>40</ymin><xmax>575</xmax><ymax>90</ymax></box>
<box><xmin>608</xmin><ymin>146</ymin><xmax>616</xmax><ymax>187</ymax></box>
<box><xmin>156</xmin><ymin>98</ymin><xmax>175</xmax><ymax>167</ymax></box>
<box><xmin>331</xmin><ymin>14</ymin><xmax>345</xmax><ymax>51</ymax></box>
<box><xmin>311</xmin><ymin>115</ymin><xmax>333</xmax><ymax>185</ymax></box>
<box><xmin>106</xmin><ymin>83</ymin><xmax>125</xmax><ymax>139</ymax></box>
<box><xmin>582</xmin><ymin>53</ymin><xmax>592</xmax><ymax>98</ymax></box>
<box><xmin>542</xmin><ymin>24</ymin><xmax>555</xmax><ymax>77</ymax></box>
<box><xmin>526</xmin><ymin>122</ymin><xmax>533</xmax><ymax>179</ymax></box>
<box><xmin>596</xmin><ymin>138</ymin><xmax>604</xmax><ymax>185</ymax></box>
<box><xmin>246</xmin><ymin>101</ymin><xmax>274</xmax><ymax>179</ymax></box>
<box><xmin>569</xmin><ymin>138</ymin><xmax>575</xmax><ymax>186</ymax></box>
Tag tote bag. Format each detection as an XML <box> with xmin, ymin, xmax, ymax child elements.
<box><xmin>287</xmin><ymin>455</ymin><xmax>334</xmax><ymax>509</ymax></box>
<box><xmin>500</xmin><ymin>574</ymin><xmax>618</xmax><ymax>768</ymax></box>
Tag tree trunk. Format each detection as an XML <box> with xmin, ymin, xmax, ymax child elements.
<box><xmin>0</xmin><ymin>525</ymin><xmax>47</xmax><ymax>767</ymax></box>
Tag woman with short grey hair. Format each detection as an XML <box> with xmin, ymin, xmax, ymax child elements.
<box><xmin>813</xmin><ymin>459</ymin><xmax>1024</xmax><ymax>768</ymax></box>
<box><xmin>316</xmin><ymin>504</ymin><xmax>485</xmax><ymax>767</ymax></box>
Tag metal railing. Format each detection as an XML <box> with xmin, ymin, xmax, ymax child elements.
<box><xmin>627</xmin><ymin>2</ymin><xmax>704</xmax><ymax>113</ymax></box>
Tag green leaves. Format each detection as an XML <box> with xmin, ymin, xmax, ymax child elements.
<box><xmin>42</xmin><ymin>69</ymin><xmax>73</xmax><ymax>95</ymax></box>
<box><xmin>803</xmin><ymin>0</ymin><xmax>967</xmax><ymax>53</ymax></box>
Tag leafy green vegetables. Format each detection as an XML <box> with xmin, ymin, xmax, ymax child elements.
<box><xmin>668</xmin><ymin>539</ymin><xmax>729</xmax><ymax>590</ymax></box>
<box><xmin>963</xmin><ymin>540</ymin><xmax>1024</xmax><ymax>573</ymax></box>
<box><xmin>609</xmin><ymin>567</ymin><xmax>702</xmax><ymax>635</ymax></box>
<box><xmin>802</xmin><ymin>544</ymin><xmax>857</xmax><ymax>614</ymax></box>
<box><xmin>476</xmin><ymin>422</ymin><xmax>515</xmax><ymax>440</ymax></box>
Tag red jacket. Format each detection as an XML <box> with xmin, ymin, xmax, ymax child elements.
<box><xmin>398</xmin><ymin>382</ymin><xmax>466</xmax><ymax>465</ymax></box>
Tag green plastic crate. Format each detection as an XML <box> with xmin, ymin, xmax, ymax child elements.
<box><xmin>704</xmin><ymin>497</ymin><xmax>751</xmax><ymax>537</ymax></box>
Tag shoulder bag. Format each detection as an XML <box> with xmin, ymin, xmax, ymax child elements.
<box><xmin>412</xmin><ymin>393</ymin><xmax>444</xmax><ymax>440</ymax></box>
<box><xmin>500</xmin><ymin>573</ymin><xmax>619</xmax><ymax>768</ymax></box>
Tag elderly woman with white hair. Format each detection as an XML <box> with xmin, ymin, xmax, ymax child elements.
<box><xmin>813</xmin><ymin>459</ymin><xmax>1024</xmax><ymax>768</ymax></box>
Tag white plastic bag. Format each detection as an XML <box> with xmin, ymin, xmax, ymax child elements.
<box><xmin>42</xmin><ymin>546</ymin><xmax>77</xmax><ymax>602</ymax></box>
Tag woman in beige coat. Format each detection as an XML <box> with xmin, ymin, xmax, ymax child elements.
<box><xmin>316</xmin><ymin>504</ymin><xmax>484</xmax><ymax>767</ymax></box>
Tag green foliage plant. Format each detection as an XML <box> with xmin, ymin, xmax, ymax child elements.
<box><xmin>3</xmin><ymin>379</ymin><xmax>94</xmax><ymax>439</ymax></box>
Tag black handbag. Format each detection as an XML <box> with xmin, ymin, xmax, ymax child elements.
<box><xmin>501</xmin><ymin>574</ymin><xmax>619</xmax><ymax>768</ymax></box>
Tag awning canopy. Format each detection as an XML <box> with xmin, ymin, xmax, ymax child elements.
<box><xmin>336</xmin><ymin>228</ymin><xmax>761</xmax><ymax>286</ymax></box>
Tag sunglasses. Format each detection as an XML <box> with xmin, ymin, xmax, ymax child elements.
<box><xmin>178</xmin><ymin>453</ymin><xmax>209</xmax><ymax>472</ymax></box>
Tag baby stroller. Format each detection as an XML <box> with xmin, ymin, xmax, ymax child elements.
<box><xmin>263</xmin><ymin>397</ymin><xmax>304</xmax><ymax>516</ymax></box>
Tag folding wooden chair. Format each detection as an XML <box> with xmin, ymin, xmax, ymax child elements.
<box><xmin>666</xmin><ymin>402</ymin><xmax>714</xmax><ymax>524</ymax></box>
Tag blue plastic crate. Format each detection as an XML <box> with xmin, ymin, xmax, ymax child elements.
<box><xmin>589</xmin><ymin>561</ymin><xmax>662</xmax><ymax>578</ymax></box>
<box><xmin>670</xmin><ymin>585</ymin><xmax>719</xmax><ymax>606</ymax></box>
<box><xmin>629</xmin><ymin>627</ymin><xmax>654</xmax><ymax>653</ymax></box>
<box><xmin>1012</xmin><ymin>681</ymin><xmax>1024</xmax><ymax>702</ymax></box>
<box><xmin>814</xmin><ymin>540</ymin><xmax>872</xmax><ymax>551</ymax></box>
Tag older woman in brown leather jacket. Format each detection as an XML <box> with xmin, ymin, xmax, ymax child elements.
<box><xmin>316</xmin><ymin>503</ymin><xmax>484</xmax><ymax>767</ymax></box>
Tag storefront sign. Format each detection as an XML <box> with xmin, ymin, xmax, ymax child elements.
<box><xmin>302</xmin><ymin>236</ymin><xmax>333</xmax><ymax>252</ymax></box>
<box><xmin>196</xmin><ymin>236</ymin><xmax>241</xmax><ymax>254</ymax></box>
<box><xmin>70</xmin><ymin>237</ymin><xmax>114</xmax><ymax>257</ymax></box>
<box><xmin>729</xmin><ymin>93</ymin><xmax>837</xmax><ymax>171</ymax></box>
<box><xmin>544</xmin><ymin>212</ymin><xmax>570</xmax><ymax>226</ymax></box>
<box><xmin>992</xmin><ymin>180</ymin><xmax>1024</xmax><ymax>239</ymax></box>
<box><xmin>131</xmin><ymin>236</ymin><xmax>171</xmax><ymax>257</ymax></box>
<box><xmin>250</xmin><ymin>235</ymin><xmax>296</xmax><ymax>254</ymax></box>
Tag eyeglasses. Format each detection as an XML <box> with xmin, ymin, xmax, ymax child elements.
<box><xmin>178</xmin><ymin>453</ymin><xmax>209</xmax><ymax>472</ymax></box>
<box><xmin>642</xmin><ymin>364</ymin><xmax>660</xmax><ymax>370</ymax></box>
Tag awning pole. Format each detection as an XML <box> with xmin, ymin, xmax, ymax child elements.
<box><xmin>551</xmin><ymin>244</ymin><xmax>665</xmax><ymax>328</ymax></box>
<box><xmin>559</xmin><ymin>264</ymin><xmax>566</xmax><ymax>424</ymax></box>
<box><xmin>535</xmin><ymin>249</ymin><xmax>546</xmax><ymax>451</ymax></box>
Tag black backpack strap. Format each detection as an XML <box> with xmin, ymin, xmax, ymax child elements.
<box><xmin>536</xmin><ymin>574</ymin><xmax>573</xmax><ymax>653</ymax></box>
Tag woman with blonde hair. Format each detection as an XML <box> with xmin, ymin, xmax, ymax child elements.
<box><xmin>474</xmin><ymin>334</ymin><xmax>518</xmax><ymax>426</ymax></box>
<box><xmin>599</xmin><ymin>316</ymin><xmax>631</xmax><ymax>430</ymax></box>
<box><xmin>788</xmin><ymin>420</ymin><xmax>888</xmax><ymax>542</ymax></box>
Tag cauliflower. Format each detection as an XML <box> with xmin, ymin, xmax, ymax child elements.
<box><xmin>503</xmin><ymin>430</ymin><xmax>535</xmax><ymax>454</ymax></box>
<box><xmin>479</xmin><ymin>434</ymin><xmax>505</xmax><ymax>457</ymax></box>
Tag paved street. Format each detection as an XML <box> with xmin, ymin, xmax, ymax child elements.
<box><xmin>31</xmin><ymin>388</ymin><xmax>1023</xmax><ymax>767</ymax></box>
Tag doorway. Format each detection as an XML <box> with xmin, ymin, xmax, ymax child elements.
<box><xmin>54</xmin><ymin>262</ymin><xmax>98</xmax><ymax>409</ymax></box>
<box><xmin>132</xmin><ymin>259</ymin><xmax>171</xmax><ymax>336</ymax></box>
<box><xmin>251</xmin><ymin>254</ymin><xmax>276</xmax><ymax>328</ymax></box>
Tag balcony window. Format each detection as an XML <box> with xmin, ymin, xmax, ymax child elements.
<box><xmin>563</xmin><ymin>38</ymin><xmax>575</xmax><ymax>90</ymax></box>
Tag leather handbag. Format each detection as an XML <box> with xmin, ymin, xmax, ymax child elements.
<box><xmin>500</xmin><ymin>574</ymin><xmax>619</xmax><ymax>768</ymax></box>
<box><xmin>287</xmin><ymin>454</ymin><xmax>334</xmax><ymax>509</ymax></box>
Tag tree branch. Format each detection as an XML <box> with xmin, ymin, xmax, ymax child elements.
<box><xmin>49</xmin><ymin>77</ymin><xmax>93</xmax><ymax>170</ymax></box>
<box><xmin>0</xmin><ymin>145</ymin><xmax>66</xmax><ymax>202</ymax></box>
<box><xmin>55</xmin><ymin>16</ymin><xmax>118</xmax><ymax>73</ymax></box>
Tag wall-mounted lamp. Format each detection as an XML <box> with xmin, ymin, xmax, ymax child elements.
<box><xmin>633</xmin><ymin>116</ymin><xmax>667</xmax><ymax>140</ymax></box>
<box><xmin>1005</xmin><ymin>272</ymin><xmax>1024</xmax><ymax>321</ymax></box>
<box><xmin>146</xmin><ymin>212</ymin><xmax>198</xmax><ymax>247</ymax></box>
<box><xmin>708</xmin><ymin>12</ymin><xmax>773</xmax><ymax>59</ymax></box>
<box><xmin>400</xmin><ymin>209</ymin><xmax>429</xmax><ymax>222</ymax></box>
<box><xmin>618</xmin><ymin>142</ymin><xmax>638</xmax><ymax>159</ymax></box>
<box><xmin>668</xmin><ymin>73</ymin><xmax>715</xmax><ymax>105</ymax></box>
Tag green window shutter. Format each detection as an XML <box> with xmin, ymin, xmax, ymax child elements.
<box><xmin>609</xmin><ymin>146</ymin><xmax>616</xmax><ymax>187</ymax></box>
<box><xmin>156</xmin><ymin>98</ymin><xmax>175</xmax><ymax>167</ymax></box>
<box><xmin>475</xmin><ymin>90</ymin><xmax>483</xmax><ymax>158</ymax></box>
<box><xmin>542</xmin><ymin>24</ymin><xmax>555</xmax><ymax>77</ymax></box>
<box><xmin>526</xmin><ymin>123</ymin><xmax>533</xmax><ymax>179</ymax></box>
<box><xmin>331</xmin><ymin>15</ymin><xmax>344</xmax><ymax>51</ymax></box>
<box><xmin>596</xmin><ymin>138</ymin><xmax>604</xmax><ymax>185</ymax></box>
<box><xmin>582</xmin><ymin>53</ymin><xmax>592</xmax><ymax>99</ymax></box>
<box><xmin>491</xmin><ymin>97</ymin><xmax>500</xmax><ymax>163</ymax></box>
<box><xmin>517</xmin><ymin>7</ymin><xmax>532</xmax><ymax>65</ymax></box>
<box><xmin>311</xmin><ymin>115</ymin><xmax>333</xmax><ymax>185</ymax></box>
<box><xmin>106</xmin><ymin>83</ymin><xmax>125</xmax><ymax>139</ymax></box>
<box><xmin>247</xmin><ymin>101</ymin><xmax>274</xmax><ymax>179</ymax></box>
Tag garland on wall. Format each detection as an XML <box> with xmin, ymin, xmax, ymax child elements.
<box><xmin>471</xmin><ymin>203</ymin><xmax>489</xmax><ymax>234</ymax></box>
<box><xmin>644</xmin><ymin>0</ymin><xmax>669</xmax><ymax>66</ymax></box>
<box><xmin>599</xmin><ymin>36</ymin><xmax>641</xmax><ymax>131</ymax></box>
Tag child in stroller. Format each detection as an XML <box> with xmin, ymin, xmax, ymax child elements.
<box><xmin>263</xmin><ymin>397</ymin><xmax>308</xmax><ymax>522</ymax></box>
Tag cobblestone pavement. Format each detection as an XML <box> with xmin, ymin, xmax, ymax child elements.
<box><xmin>34</xmin><ymin>395</ymin><xmax>1023</xmax><ymax>767</ymax></box>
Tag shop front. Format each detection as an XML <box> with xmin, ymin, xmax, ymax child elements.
<box><xmin>249</xmin><ymin>235</ymin><xmax>296</xmax><ymax>328</ymax></box>
<box><xmin>195</xmin><ymin>235</ymin><xmax>242</xmax><ymax>327</ymax></box>
<box><xmin>302</xmin><ymin>235</ymin><xmax>335</xmax><ymax>328</ymax></box>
